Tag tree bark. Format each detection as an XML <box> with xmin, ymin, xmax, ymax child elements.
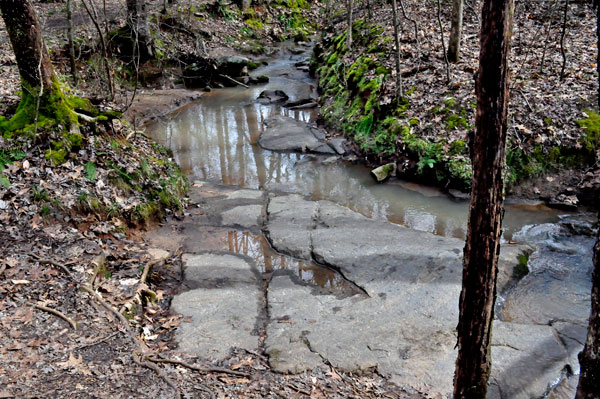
<box><xmin>453</xmin><ymin>0</ymin><xmax>514</xmax><ymax>397</ymax></box>
<box><xmin>0</xmin><ymin>0</ymin><xmax>55</xmax><ymax>93</ymax></box>
<box><xmin>447</xmin><ymin>0</ymin><xmax>463</xmax><ymax>62</ymax></box>
<box><xmin>67</xmin><ymin>0</ymin><xmax>78</xmax><ymax>85</ymax></box>
<box><xmin>575</xmin><ymin>215</ymin><xmax>600</xmax><ymax>398</ymax></box>
<box><xmin>347</xmin><ymin>0</ymin><xmax>353</xmax><ymax>49</ymax></box>
<box><xmin>127</xmin><ymin>0</ymin><xmax>153</xmax><ymax>60</ymax></box>
<box><xmin>391</xmin><ymin>0</ymin><xmax>403</xmax><ymax>98</ymax></box>
<box><xmin>575</xmin><ymin>2</ymin><xmax>600</xmax><ymax>397</ymax></box>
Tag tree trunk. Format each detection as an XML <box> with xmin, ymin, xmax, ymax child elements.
<box><xmin>347</xmin><ymin>0</ymin><xmax>353</xmax><ymax>49</ymax></box>
<box><xmin>1</xmin><ymin>0</ymin><xmax>55</xmax><ymax>93</ymax></box>
<box><xmin>391</xmin><ymin>0</ymin><xmax>403</xmax><ymax>98</ymax></box>
<box><xmin>447</xmin><ymin>0</ymin><xmax>463</xmax><ymax>62</ymax></box>
<box><xmin>575</xmin><ymin>216</ymin><xmax>600</xmax><ymax>398</ymax></box>
<box><xmin>127</xmin><ymin>0</ymin><xmax>153</xmax><ymax>60</ymax></box>
<box><xmin>453</xmin><ymin>0</ymin><xmax>514</xmax><ymax>397</ymax></box>
<box><xmin>0</xmin><ymin>0</ymin><xmax>78</xmax><ymax>132</ymax></box>
<box><xmin>575</xmin><ymin>2</ymin><xmax>600</xmax><ymax>396</ymax></box>
<box><xmin>67</xmin><ymin>0</ymin><xmax>78</xmax><ymax>85</ymax></box>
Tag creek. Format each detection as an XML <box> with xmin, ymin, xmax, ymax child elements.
<box><xmin>145</xmin><ymin>43</ymin><xmax>596</xmax><ymax>398</ymax></box>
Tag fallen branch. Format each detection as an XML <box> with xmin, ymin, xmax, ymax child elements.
<box><xmin>75</xmin><ymin>331</ymin><xmax>119</xmax><ymax>350</ymax></box>
<box><xmin>401</xmin><ymin>64</ymin><xmax>434</xmax><ymax>77</ymax></box>
<box><xmin>134</xmin><ymin>356</ymin><xmax>182</xmax><ymax>399</ymax></box>
<box><xmin>218</xmin><ymin>74</ymin><xmax>249</xmax><ymax>88</ymax></box>
<box><xmin>146</xmin><ymin>356</ymin><xmax>252</xmax><ymax>377</ymax></box>
<box><xmin>34</xmin><ymin>304</ymin><xmax>77</xmax><ymax>330</ymax></box>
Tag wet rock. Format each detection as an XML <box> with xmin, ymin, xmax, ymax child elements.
<box><xmin>448</xmin><ymin>188</ymin><xmax>470</xmax><ymax>200</ymax></box>
<box><xmin>290</xmin><ymin>48</ymin><xmax>305</xmax><ymax>55</ymax></box>
<box><xmin>257</xmin><ymin>90</ymin><xmax>289</xmax><ymax>104</ymax></box>
<box><xmin>259</xmin><ymin>115</ymin><xmax>336</xmax><ymax>154</ymax></box>
<box><xmin>221</xmin><ymin>204</ymin><xmax>263</xmax><ymax>229</ymax></box>
<box><xmin>263</xmin><ymin>195</ymin><xmax>582</xmax><ymax>398</ymax></box>
<box><xmin>217</xmin><ymin>55</ymin><xmax>250</xmax><ymax>77</ymax></box>
<box><xmin>370</xmin><ymin>163</ymin><xmax>396</xmax><ymax>182</ymax></box>
<box><xmin>327</xmin><ymin>138</ymin><xmax>348</xmax><ymax>155</ymax></box>
<box><xmin>171</xmin><ymin>254</ymin><xmax>261</xmax><ymax>360</ymax></box>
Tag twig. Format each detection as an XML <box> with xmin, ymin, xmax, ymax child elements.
<box><xmin>140</xmin><ymin>256</ymin><xmax>168</xmax><ymax>285</ymax></box>
<box><xmin>81</xmin><ymin>283</ymin><xmax>180</xmax><ymax>399</ymax></box>
<box><xmin>34</xmin><ymin>304</ymin><xmax>78</xmax><ymax>330</ymax></box>
<box><xmin>75</xmin><ymin>331</ymin><xmax>119</xmax><ymax>350</ymax></box>
<box><xmin>29</xmin><ymin>254</ymin><xmax>75</xmax><ymax>281</ymax></box>
<box><xmin>145</xmin><ymin>357</ymin><xmax>252</xmax><ymax>377</ymax></box>
<box><xmin>134</xmin><ymin>356</ymin><xmax>182</xmax><ymax>399</ymax></box>
<box><xmin>401</xmin><ymin>64</ymin><xmax>434</xmax><ymax>77</ymax></box>
<box><xmin>516</xmin><ymin>89</ymin><xmax>534</xmax><ymax>112</ymax></box>
<box><xmin>218</xmin><ymin>74</ymin><xmax>249</xmax><ymax>88</ymax></box>
<box><xmin>286</xmin><ymin>383</ymin><xmax>312</xmax><ymax>396</ymax></box>
<box><xmin>242</xmin><ymin>348</ymin><xmax>268</xmax><ymax>361</ymax></box>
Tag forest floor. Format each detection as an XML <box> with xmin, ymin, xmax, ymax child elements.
<box><xmin>0</xmin><ymin>1</ymin><xmax>419</xmax><ymax>398</ymax></box>
<box><xmin>0</xmin><ymin>0</ymin><xmax>598</xmax><ymax>398</ymax></box>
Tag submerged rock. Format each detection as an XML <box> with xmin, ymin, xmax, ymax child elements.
<box><xmin>257</xmin><ymin>89</ymin><xmax>289</xmax><ymax>104</ymax></box>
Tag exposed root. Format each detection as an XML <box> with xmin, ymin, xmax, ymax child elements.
<box><xmin>34</xmin><ymin>304</ymin><xmax>78</xmax><ymax>330</ymax></box>
<box><xmin>146</xmin><ymin>357</ymin><xmax>252</xmax><ymax>378</ymax></box>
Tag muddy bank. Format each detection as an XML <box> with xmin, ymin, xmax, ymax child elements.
<box><xmin>122</xmin><ymin>88</ymin><xmax>204</xmax><ymax>126</ymax></box>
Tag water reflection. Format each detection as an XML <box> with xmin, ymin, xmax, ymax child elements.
<box><xmin>145</xmin><ymin>57</ymin><xmax>572</xmax><ymax>241</ymax></box>
<box><xmin>187</xmin><ymin>226</ymin><xmax>351</xmax><ymax>292</ymax></box>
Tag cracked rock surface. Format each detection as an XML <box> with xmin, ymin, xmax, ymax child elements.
<box><xmin>263</xmin><ymin>194</ymin><xmax>587</xmax><ymax>399</ymax></box>
<box><xmin>170</xmin><ymin>184</ymin><xmax>592</xmax><ymax>399</ymax></box>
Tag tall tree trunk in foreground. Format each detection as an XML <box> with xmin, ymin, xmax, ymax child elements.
<box><xmin>576</xmin><ymin>217</ymin><xmax>600</xmax><ymax>398</ymax></box>
<box><xmin>447</xmin><ymin>0</ymin><xmax>463</xmax><ymax>62</ymax></box>
<box><xmin>127</xmin><ymin>0</ymin><xmax>153</xmax><ymax>60</ymax></box>
<box><xmin>574</xmin><ymin>2</ymin><xmax>600</xmax><ymax>396</ymax></box>
<box><xmin>347</xmin><ymin>0</ymin><xmax>353</xmax><ymax>49</ymax></box>
<box><xmin>453</xmin><ymin>0</ymin><xmax>514</xmax><ymax>397</ymax></box>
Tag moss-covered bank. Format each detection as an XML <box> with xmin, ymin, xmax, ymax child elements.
<box><xmin>312</xmin><ymin>18</ymin><xmax>599</xmax><ymax>193</ymax></box>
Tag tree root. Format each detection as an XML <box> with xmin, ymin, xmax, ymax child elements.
<box><xmin>34</xmin><ymin>304</ymin><xmax>78</xmax><ymax>330</ymax></box>
<box><xmin>29</xmin><ymin>253</ymin><xmax>75</xmax><ymax>281</ymax></box>
<box><xmin>145</xmin><ymin>356</ymin><xmax>252</xmax><ymax>377</ymax></box>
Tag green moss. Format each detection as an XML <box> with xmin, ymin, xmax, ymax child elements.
<box><xmin>45</xmin><ymin>148</ymin><xmax>68</xmax><ymax>165</ymax></box>
<box><xmin>576</xmin><ymin>110</ymin><xmax>600</xmax><ymax>155</ymax></box>
<box><xmin>513</xmin><ymin>253</ymin><xmax>530</xmax><ymax>279</ymax></box>
<box><xmin>449</xmin><ymin>140</ymin><xmax>468</xmax><ymax>156</ymax></box>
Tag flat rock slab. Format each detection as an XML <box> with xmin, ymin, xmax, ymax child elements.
<box><xmin>171</xmin><ymin>254</ymin><xmax>261</xmax><ymax>360</ymax></box>
<box><xmin>264</xmin><ymin>194</ymin><xmax>581</xmax><ymax>398</ymax></box>
<box><xmin>259</xmin><ymin>115</ymin><xmax>336</xmax><ymax>154</ymax></box>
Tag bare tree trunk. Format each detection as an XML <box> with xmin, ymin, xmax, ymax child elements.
<box><xmin>127</xmin><ymin>0</ymin><xmax>153</xmax><ymax>61</ymax></box>
<box><xmin>81</xmin><ymin>0</ymin><xmax>114</xmax><ymax>99</ymax></box>
<box><xmin>1</xmin><ymin>0</ymin><xmax>55</xmax><ymax>92</ymax></box>
<box><xmin>347</xmin><ymin>0</ymin><xmax>353</xmax><ymax>49</ymax></box>
<box><xmin>391</xmin><ymin>0</ymin><xmax>403</xmax><ymax>98</ymax></box>
<box><xmin>559</xmin><ymin>0</ymin><xmax>569</xmax><ymax>80</ymax></box>
<box><xmin>453</xmin><ymin>0</ymin><xmax>514</xmax><ymax>397</ymax></box>
<box><xmin>574</xmin><ymin>2</ymin><xmax>600</xmax><ymax>397</ymax></box>
<box><xmin>67</xmin><ymin>0</ymin><xmax>78</xmax><ymax>85</ymax></box>
<box><xmin>447</xmin><ymin>0</ymin><xmax>463</xmax><ymax>62</ymax></box>
<box><xmin>575</xmin><ymin>215</ymin><xmax>600</xmax><ymax>398</ymax></box>
<box><xmin>0</xmin><ymin>0</ymin><xmax>80</xmax><ymax>133</ymax></box>
<box><xmin>435</xmin><ymin>0</ymin><xmax>451</xmax><ymax>83</ymax></box>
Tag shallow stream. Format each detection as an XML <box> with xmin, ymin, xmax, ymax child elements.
<box><xmin>146</xmin><ymin>44</ymin><xmax>596</xmax><ymax>397</ymax></box>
